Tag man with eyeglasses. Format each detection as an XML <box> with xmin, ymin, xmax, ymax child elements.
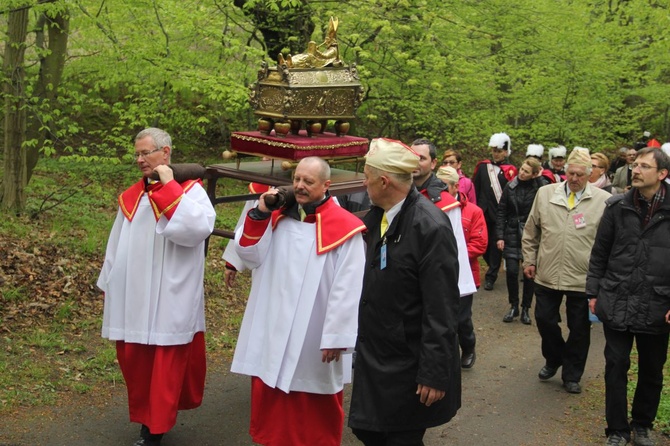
<box><xmin>587</xmin><ymin>147</ymin><xmax>670</xmax><ymax>446</ymax></box>
<box><xmin>98</xmin><ymin>127</ymin><xmax>216</xmax><ymax>446</ymax></box>
<box><xmin>611</xmin><ymin>147</ymin><xmax>638</xmax><ymax>194</ymax></box>
<box><xmin>472</xmin><ymin>133</ymin><xmax>518</xmax><ymax>291</ymax></box>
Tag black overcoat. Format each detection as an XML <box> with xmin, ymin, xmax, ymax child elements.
<box><xmin>348</xmin><ymin>188</ymin><xmax>461</xmax><ymax>431</ymax></box>
<box><xmin>586</xmin><ymin>184</ymin><xmax>670</xmax><ymax>334</ymax></box>
<box><xmin>495</xmin><ymin>177</ymin><xmax>543</xmax><ymax>260</ymax></box>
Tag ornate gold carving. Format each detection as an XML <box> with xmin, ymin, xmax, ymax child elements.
<box><xmin>278</xmin><ymin>17</ymin><xmax>342</xmax><ymax>69</ymax></box>
<box><xmin>232</xmin><ymin>133</ymin><xmax>365</xmax><ymax>151</ymax></box>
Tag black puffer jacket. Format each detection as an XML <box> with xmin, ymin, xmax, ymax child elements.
<box><xmin>495</xmin><ymin>177</ymin><xmax>544</xmax><ymax>260</ymax></box>
<box><xmin>349</xmin><ymin>187</ymin><xmax>461</xmax><ymax>431</ymax></box>
<box><xmin>586</xmin><ymin>184</ymin><xmax>670</xmax><ymax>334</ymax></box>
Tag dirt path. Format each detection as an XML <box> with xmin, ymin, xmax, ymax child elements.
<box><xmin>1</xmin><ymin>274</ymin><xmax>669</xmax><ymax>446</ymax></box>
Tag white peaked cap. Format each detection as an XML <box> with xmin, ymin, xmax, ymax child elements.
<box><xmin>548</xmin><ymin>145</ymin><xmax>567</xmax><ymax>160</ymax></box>
<box><xmin>661</xmin><ymin>143</ymin><xmax>670</xmax><ymax>157</ymax></box>
<box><xmin>526</xmin><ymin>144</ymin><xmax>544</xmax><ymax>158</ymax></box>
<box><xmin>489</xmin><ymin>132</ymin><xmax>511</xmax><ymax>156</ymax></box>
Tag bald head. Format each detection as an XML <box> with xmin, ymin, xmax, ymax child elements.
<box><xmin>293</xmin><ymin>157</ymin><xmax>331</xmax><ymax>206</ymax></box>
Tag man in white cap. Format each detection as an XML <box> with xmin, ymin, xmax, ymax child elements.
<box><xmin>522</xmin><ymin>148</ymin><xmax>611</xmax><ymax>395</ymax></box>
<box><xmin>349</xmin><ymin>138</ymin><xmax>461</xmax><ymax>446</ymax></box>
<box><xmin>473</xmin><ymin>132</ymin><xmax>518</xmax><ymax>291</ymax></box>
<box><xmin>526</xmin><ymin>143</ymin><xmax>555</xmax><ymax>185</ymax></box>
<box><xmin>231</xmin><ymin>156</ymin><xmax>366</xmax><ymax>446</ymax></box>
<box><xmin>545</xmin><ymin>145</ymin><xmax>567</xmax><ymax>183</ymax></box>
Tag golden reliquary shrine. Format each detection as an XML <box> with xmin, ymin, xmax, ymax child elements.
<box><xmin>205</xmin><ymin>17</ymin><xmax>369</xmax><ymax>240</ymax></box>
<box><xmin>225</xmin><ymin>16</ymin><xmax>368</xmax><ymax>164</ymax></box>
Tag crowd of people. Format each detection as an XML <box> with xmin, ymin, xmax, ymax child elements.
<box><xmin>97</xmin><ymin>127</ymin><xmax>670</xmax><ymax>446</ymax></box>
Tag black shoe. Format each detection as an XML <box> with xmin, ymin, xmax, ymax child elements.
<box><xmin>520</xmin><ymin>307</ymin><xmax>532</xmax><ymax>325</ymax></box>
<box><xmin>461</xmin><ymin>351</ymin><xmax>476</xmax><ymax>369</ymax></box>
<box><xmin>134</xmin><ymin>428</ymin><xmax>163</xmax><ymax>446</ymax></box>
<box><xmin>502</xmin><ymin>307</ymin><xmax>519</xmax><ymax>323</ymax></box>
<box><xmin>484</xmin><ymin>279</ymin><xmax>494</xmax><ymax>290</ymax></box>
<box><xmin>538</xmin><ymin>364</ymin><xmax>560</xmax><ymax>380</ymax></box>
<box><xmin>632</xmin><ymin>425</ymin><xmax>653</xmax><ymax>446</ymax></box>
<box><xmin>563</xmin><ymin>380</ymin><xmax>582</xmax><ymax>394</ymax></box>
<box><xmin>606</xmin><ymin>433</ymin><xmax>630</xmax><ymax>445</ymax></box>
<box><xmin>134</xmin><ymin>438</ymin><xmax>162</xmax><ymax>446</ymax></box>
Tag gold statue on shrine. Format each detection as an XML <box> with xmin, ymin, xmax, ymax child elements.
<box><xmin>278</xmin><ymin>17</ymin><xmax>343</xmax><ymax>69</ymax></box>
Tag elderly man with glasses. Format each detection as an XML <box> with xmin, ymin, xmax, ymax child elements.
<box><xmin>587</xmin><ymin>147</ymin><xmax>670</xmax><ymax>446</ymax></box>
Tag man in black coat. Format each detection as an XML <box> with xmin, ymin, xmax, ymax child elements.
<box><xmin>348</xmin><ymin>138</ymin><xmax>461</xmax><ymax>445</ymax></box>
<box><xmin>472</xmin><ymin>132</ymin><xmax>518</xmax><ymax>291</ymax></box>
<box><xmin>586</xmin><ymin>147</ymin><xmax>670</xmax><ymax>446</ymax></box>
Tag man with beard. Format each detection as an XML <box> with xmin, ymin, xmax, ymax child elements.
<box><xmin>231</xmin><ymin>156</ymin><xmax>366</xmax><ymax>446</ymax></box>
<box><xmin>473</xmin><ymin>133</ymin><xmax>518</xmax><ymax>291</ymax></box>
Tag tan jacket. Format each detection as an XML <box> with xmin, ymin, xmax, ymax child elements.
<box><xmin>522</xmin><ymin>182</ymin><xmax>611</xmax><ymax>292</ymax></box>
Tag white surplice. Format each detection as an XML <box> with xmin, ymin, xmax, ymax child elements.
<box><xmin>231</xmin><ymin>217</ymin><xmax>365</xmax><ymax>394</ymax></box>
<box><xmin>97</xmin><ymin>181</ymin><xmax>216</xmax><ymax>346</ymax></box>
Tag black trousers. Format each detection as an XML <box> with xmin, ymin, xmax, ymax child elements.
<box><xmin>458</xmin><ymin>294</ymin><xmax>476</xmax><ymax>353</ymax></box>
<box><xmin>534</xmin><ymin>284</ymin><xmax>591</xmax><ymax>382</ymax></box>
<box><xmin>483</xmin><ymin>215</ymin><xmax>502</xmax><ymax>283</ymax></box>
<box><xmin>504</xmin><ymin>257</ymin><xmax>534</xmax><ymax>308</ymax></box>
<box><xmin>603</xmin><ymin>325</ymin><xmax>669</xmax><ymax>436</ymax></box>
<box><xmin>351</xmin><ymin>428</ymin><xmax>427</xmax><ymax>446</ymax></box>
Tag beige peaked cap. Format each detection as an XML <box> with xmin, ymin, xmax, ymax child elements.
<box><xmin>436</xmin><ymin>166</ymin><xmax>460</xmax><ymax>185</ymax></box>
<box><xmin>567</xmin><ymin>148</ymin><xmax>591</xmax><ymax>168</ymax></box>
<box><xmin>365</xmin><ymin>138</ymin><xmax>420</xmax><ymax>174</ymax></box>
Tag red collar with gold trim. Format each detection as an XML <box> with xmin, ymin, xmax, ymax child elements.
<box><xmin>271</xmin><ymin>198</ymin><xmax>365</xmax><ymax>255</ymax></box>
<box><xmin>118</xmin><ymin>179</ymin><xmax>201</xmax><ymax>221</ymax></box>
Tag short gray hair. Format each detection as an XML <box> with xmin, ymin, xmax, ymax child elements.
<box><xmin>298</xmin><ymin>156</ymin><xmax>331</xmax><ymax>181</ymax></box>
<box><xmin>135</xmin><ymin>128</ymin><xmax>173</xmax><ymax>153</ymax></box>
<box><xmin>367</xmin><ymin>165</ymin><xmax>413</xmax><ymax>185</ymax></box>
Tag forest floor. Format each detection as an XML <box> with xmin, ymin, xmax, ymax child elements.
<box><xmin>1</xmin><ymin>232</ymin><xmax>670</xmax><ymax>446</ymax></box>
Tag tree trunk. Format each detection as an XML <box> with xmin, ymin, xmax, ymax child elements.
<box><xmin>233</xmin><ymin>0</ymin><xmax>315</xmax><ymax>59</ymax></box>
<box><xmin>2</xmin><ymin>7</ymin><xmax>30</xmax><ymax>213</ymax></box>
<box><xmin>25</xmin><ymin>9</ymin><xmax>70</xmax><ymax>182</ymax></box>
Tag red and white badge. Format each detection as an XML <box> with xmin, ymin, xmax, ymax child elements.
<box><xmin>572</xmin><ymin>213</ymin><xmax>586</xmax><ymax>229</ymax></box>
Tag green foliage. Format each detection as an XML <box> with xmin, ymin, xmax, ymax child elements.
<box><xmin>3</xmin><ymin>0</ymin><xmax>670</xmax><ymax>176</ymax></box>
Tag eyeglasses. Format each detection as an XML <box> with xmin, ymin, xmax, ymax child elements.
<box><xmin>631</xmin><ymin>163</ymin><xmax>658</xmax><ymax>171</ymax></box>
<box><xmin>442</xmin><ymin>160</ymin><xmax>458</xmax><ymax>165</ymax></box>
<box><xmin>591</xmin><ymin>164</ymin><xmax>604</xmax><ymax>169</ymax></box>
<box><xmin>133</xmin><ymin>147</ymin><xmax>163</xmax><ymax>160</ymax></box>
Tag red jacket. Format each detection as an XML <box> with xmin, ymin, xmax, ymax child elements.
<box><xmin>458</xmin><ymin>193</ymin><xmax>488</xmax><ymax>287</ymax></box>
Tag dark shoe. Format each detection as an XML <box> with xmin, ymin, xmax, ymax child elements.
<box><xmin>502</xmin><ymin>307</ymin><xmax>519</xmax><ymax>323</ymax></box>
<box><xmin>563</xmin><ymin>380</ymin><xmax>582</xmax><ymax>394</ymax></box>
<box><xmin>461</xmin><ymin>351</ymin><xmax>476</xmax><ymax>369</ymax></box>
<box><xmin>632</xmin><ymin>426</ymin><xmax>653</xmax><ymax>446</ymax></box>
<box><xmin>606</xmin><ymin>433</ymin><xmax>630</xmax><ymax>445</ymax></box>
<box><xmin>520</xmin><ymin>307</ymin><xmax>532</xmax><ymax>325</ymax></box>
<box><xmin>538</xmin><ymin>364</ymin><xmax>560</xmax><ymax>380</ymax></box>
<box><xmin>484</xmin><ymin>279</ymin><xmax>494</xmax><ymax>290</ymax></box>
<box><xmin>134</xmin><ymin>428</ymin><xmax>163</xmax><ymax>446</ymax></box>
<box><xmin>134</xmin><ymin>439</ymin><xmax>162</xmax><ymax>446</ymax></box>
